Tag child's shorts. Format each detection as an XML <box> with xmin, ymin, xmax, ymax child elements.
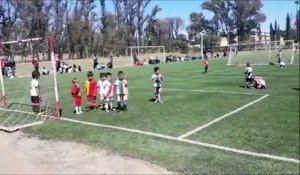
<box><xmin>105</xmin><ymin>96</ymin><xmax>113</xmax><ymax>102</ymax></box>
<box><xmin>73</xmin><ymin>97</ymin><xmax>81</xmax><ymax>106</ymax></box>
<box><xmin>87</xmin><ymin>95</ymin><xmax>96</xmax><ymax>106</ymax></box>
<box><xmin>31</xmin><ymin>96</ymin><xmax>40</xmax><ymax>104</ymax></box>
<box><xmin>117</xmin><ymin>94</ymin><xmax>128</xmax><ymax>101</ymax></box>
<box><xmin>154</xmin><ymin>87</ymin><xmax>162</xmax><ymax>94</ymax></box>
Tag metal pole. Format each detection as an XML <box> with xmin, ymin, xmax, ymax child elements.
<box><xmin>296</xmin><ymin>0</ymin><xmax>300</xmax><ymax>42</ymax></box>
<box><xmin>201</xmin><ymin>33</ymin><xmax>204</xmax><ymax>59</ymax></box>
<box><xmin>49</xmin><ymin>37</ymin><xmax>59</xmax><ymax>102</ymax></box>
<box><xmin>0</xmin><ymin>61</ymin><xmax>5</xmax><ymax>96</ymax></box>
<box><xmin>136</xmin><ymin>31</ymin><xmax>140</xmax><ymax>55</ymax></box>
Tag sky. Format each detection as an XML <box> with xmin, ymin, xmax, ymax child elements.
<box><xmin>104</xmin><ymin>0</ymin><xmax>298</xmax><ymax>34</ymax></box>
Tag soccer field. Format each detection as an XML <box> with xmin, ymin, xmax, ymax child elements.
<box><xmin>2</xmin><ymin>58</ymin><xmax>300</xmax><ymax>174</ymax></box>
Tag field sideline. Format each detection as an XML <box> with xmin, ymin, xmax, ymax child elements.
<box><xmin>2</xmin><ymin>57</ymin><xmax>299</xmax><ymax>174</ymax></box>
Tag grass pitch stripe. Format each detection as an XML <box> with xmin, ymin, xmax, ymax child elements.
<box><xmin>60</xmin><ymin>117</ymin><xmax>299</xmax><ymax>164</ymax></box>
<box><xmin>177</xmin><ymin>94</ymin><xmax>270</xmax><ymax>139</ymax></box>
<box><xmin>132</xmin><ymin>87</ymin><xmax>266</xmax><ymax>96</ymax></box>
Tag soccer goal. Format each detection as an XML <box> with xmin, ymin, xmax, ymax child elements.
<box><xmin>227</xmin><ymin>40</ymin><xmax>295</xmax><ymax>66</ymax></box>
<box><xmin>0</xmin><ymin>37</ymin><xmax>60</xmax><ymax>132</ymax></box>
<box><xmin>128</xmin><ymin>46</ymin><xmax>166</xmax><ymax>66</ymax></box>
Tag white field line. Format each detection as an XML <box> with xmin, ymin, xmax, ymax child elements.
<box><xmin>177</xmin><ymin>94</ymin><xmax>270</xmax><ymax>139</ymax></box>
<box><xmin>60</xmin><ymin>117</ymin><xmax>299</xmax><ymax>164</ymax></box>
<box><xmin>8</xmin><ymin>86</ymin><xmax>266</xmax><ymax>96</ymax></box>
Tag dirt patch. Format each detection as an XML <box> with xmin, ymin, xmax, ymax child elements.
<box><xmin>0</xmin><ymin>132</ymin><xmax>174</xmax><ymax>174</ymax></box>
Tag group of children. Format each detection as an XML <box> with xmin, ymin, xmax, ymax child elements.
<box><xmin>71</xmin><ymin>70</ymin><xmax>129</xmax><ymax>114</ymax></box>
<box><xmin>71</xmin><ymin>67</ymin><xmax>163</xmax><ymax>114</ymax></box>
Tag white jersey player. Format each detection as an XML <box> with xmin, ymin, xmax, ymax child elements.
<box><xmin>151</xmin><ymin>67</ymin><xmax>163</xmax><ymax>103</ymax></box>
<box><xmin>244</xmin><ymin>62</ymin><xmax>254</xmax><ymax>88</ymax></box>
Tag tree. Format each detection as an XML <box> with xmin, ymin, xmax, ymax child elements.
<box><xmin>201</xmin><ymin>0</ymin><xmax>234</xmax><ymax>42</ymax></box>
<box><xmin>231</xmin><ymin>0</ymin><xmax>266</xmax><ymax>42</ymax></box>
<box><xmin>285</xmin><ymin>13</ymin><xmax>291</xmax><ymax>40</ymax></box>
<box><xmin>187</xmin><ymin>12</ymin><xmax>210</xmax><ymax>43</ymax></box>
<box><xmin>270</xmin><ymin>23</ymin><xmax>274</xmax><ymax>41</ymax></box>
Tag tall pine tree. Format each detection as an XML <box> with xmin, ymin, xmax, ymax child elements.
<box><xmin>270</xmin><ymin>23</ymin><xmax>274</xmax><ymax>41</ymax></box>
<box><xmin>274</xmin><ymin>20</ymin><xmax>277</xmax><ymax>41</ymax></box>
<box><xmin>285</xmin><ymin>13</ymin><xmax>291</xmax><ymax>40</ymax></box>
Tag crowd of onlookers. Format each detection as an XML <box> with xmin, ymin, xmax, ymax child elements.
<box><xmin>93</xmin><ymin>56</ymin><xmax>113</xmax><ymax>70</ymax></box>
<box><xmin>55</xmin><ymin>57</ymin><xmax>82</xmax><ymax>74</ymax></box>
<box><xmin>1</xmin><ymin>56</ymin><xmax>16</xmax><ymax>78</ymax></box>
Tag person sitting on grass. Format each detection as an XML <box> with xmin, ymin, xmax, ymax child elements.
<box><xmin>279</xmin><ymin>61</ymin><xmax>285</xmax><ymax>68</ymax></box>
<box><xmin>41</xmin><ymin>66</ymin><xmax>49</xmax><ymax>75</ymax></box>
<box><xmin>244</xmin><ymin>62</ymin><xmax>254</xmax><ymax>88</ymax></box>
<box><xmin>253</xmin><ymin>76</ymin><xmax>266</xmax><ymax>89</ymax></box>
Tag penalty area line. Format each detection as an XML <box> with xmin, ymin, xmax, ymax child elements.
<box><xmin>177</xmin><ymin>94</ymin><xmax>270</xmax><ymax>139</ymax></box>
<box><xmin>60</xmin><ymin>116</ymin><xmax>299</xmax><ymax>164</ymax></box>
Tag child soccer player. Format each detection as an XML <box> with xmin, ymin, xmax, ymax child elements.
<box><xmin>244</xmin><ymin>62</ymin><xmax>254</xmax><ymax>88</ymax></box>
<box><xmin>71</xmin><ymin>78</ymin><xmax>83</xmax><ymax>114</ymax></box>
<box><xmin>115</xmin><ymin>71</ymin><xmax>128</xmax><ymax>112</ymax></box>
<box><xmin>97</xmin><ymin>72</ymin><xmax>106</xmax><ymax>109</ymax></box>
<box><xmin>102</xmin><ymin>72</ymin><xmax>114</xmax><ymax>112</ymax></box>
<box><xmin>30</xmin><ymin>71</ymin><xmax>41</xmax><ymax>114</ymax></box>
<box><xmin>152</xmin><ymin>67</ymin><xmax>163</xmax><ymax>103</ymax></box>
<box><xmin>253</xmin><ymin>76</ymin><xmax>266</xmax><ymax>89</ymax></box>
<box><xmin>203</xmin><ymin>57</ymin><xmax>208</xmax><ymax>73</ymax></box>
<box><xmin>277</xmin><ymin>49</ymin><xmax>282</xmax><ymax>65</ymax></box>
<box><xmin>85</xmin><ymin>71</ymin><xmax>97</xmax><ymax>111</ymax></box>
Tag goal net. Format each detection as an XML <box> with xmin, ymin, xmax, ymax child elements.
<box><xmin>227</xmin><ymin>40</ymin><xmax>296</xmax><ymax>66</ymax></box>
<box><xmin>128</xmin><ymin>46</ymin><xmax>165</xmax><ymax>66</ymax></box>
<box><xmin>0</xmin><ymin>37</ymin><xmax>60</xmax><ymax>132</ymax></box>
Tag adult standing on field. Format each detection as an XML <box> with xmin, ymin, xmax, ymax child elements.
<box><xmin>32</xmin><ymin>54</ymin><xmax>40</xmax><ymax>78</ymax></box>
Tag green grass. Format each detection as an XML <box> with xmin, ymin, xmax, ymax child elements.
<box><xmin>2</xmin><ymin>56</ymin><xmax>300</xmax><ymax>174</ymax></box>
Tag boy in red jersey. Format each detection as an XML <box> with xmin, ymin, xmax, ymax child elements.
<box><xmin>70</xmin><ymin>78</ymin><xmax>83</xmax><ymax>115</ymax></box>
<box><xmin>85</xmin><ymin>71</ymin><xmax>97</xmax><ymax>111</ymax></box>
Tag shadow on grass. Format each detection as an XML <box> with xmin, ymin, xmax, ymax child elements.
<box><xmin>148</xmin><ymin>98</ymin><xmax>156</xmax><ymax>102</ymax></box>
<box><xmin>291</xmin><ymin>88</ymin><xmax>300</xmax><ymax>91</ymax></box>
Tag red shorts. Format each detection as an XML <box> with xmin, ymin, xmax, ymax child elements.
<box><xmin>73</xmin><ymin>97</ymin><xmax>81</xmax><ymax>106</ymax></box>
<box><xmin>86</xmin><ymin>95</ymin><xmax>96</xmax><ymax>107</ymax></box>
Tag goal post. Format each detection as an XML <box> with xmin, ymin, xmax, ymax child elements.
<box><xmin>227</xmin><ymin>40</ymin><xmax>296</xmax><ymax>66</ymax></box>
<box><xmin>128</xmin><ymin>46</ymin><xmax>166</xmax><ymax>66</ymax></box>
<box><xmin>0</xmin><ymin>36</ymin><xmax>61</xmax><ymax>132</ymax></box>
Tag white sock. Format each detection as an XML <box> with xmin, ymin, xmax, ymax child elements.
<box><xmin>158</xmin><ymin>94</ymin><xmax>161</xmax><ymax>101</ymax></box>
<box><xmin>79</xmin><ymin>106</ymin><xmax>83</xmax><ymax>113</ymax></box>
<box><xmin>105</xmin><ymin>103</ymin><xmax>109</xmax><ymax>111</ymax></box>
<box><xmin>75</xmin><ymin>106</ymin><xmax>79</xmax><ymax>114</ymax></box>
<box><xmin>110</xmin><ymin>101</ymin><xmax>113</xmax><ymax>110</ymax></box>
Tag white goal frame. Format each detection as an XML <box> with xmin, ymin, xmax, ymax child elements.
<box><xmin>0</xmin><ymin>37</ymin><xmax>60</xmax><ymax>132</ymax></box>
<box><xmin>227</xmin><ymin>40</ymin><xmax>295</xmax><ymax>66</ymax></box>
<box><xmin>128</xmin><ymin>46</ymin><xmax>166</xmax><ymax>66</ymax></box>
